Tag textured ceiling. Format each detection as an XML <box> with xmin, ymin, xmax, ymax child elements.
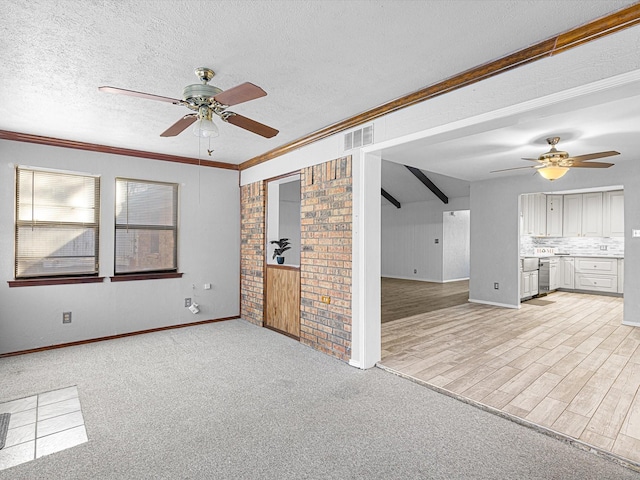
<box><xmin>1</xmin><ymin>0</ymin><xmax>635</xmax><ymax>165</ymax></box>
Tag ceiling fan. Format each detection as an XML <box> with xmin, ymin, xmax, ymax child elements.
<box><xmin>99</xmin><ymin>67</ymin><xmax>278</xmax><ymax>139</ymax></box>
<box><xmin>491</xmin><ymin>137</ymin><xmax>619</xmax><ymax>181</ymax></box>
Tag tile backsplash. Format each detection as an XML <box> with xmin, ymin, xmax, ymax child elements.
<box><xmin>520</xmin><ymin>236</ymin><xmax>624</xmax><ymax>256</ymax></box>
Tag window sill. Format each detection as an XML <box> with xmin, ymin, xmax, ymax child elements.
<box><xmin>8</xmin><ymin>276</ymin><xmax>105</xmax><ymax>287</ymax></box>
<box><xmin>110</xmin><ymin>272</ymin><xmax>183</xmax><ymax>282</ymax></box>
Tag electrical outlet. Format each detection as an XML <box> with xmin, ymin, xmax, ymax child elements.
<box><xmin>204</xmin><ymin>283</ymin><xmax>211</xmax><ymax>290</ymax></box>
<box><xmin>434</xmin><ymin>238</ymin><xmax>439</xmax><ymax>244</ymax></box>
<box><xmin>414</xmin><ymin>269</ymin><xmax>417</xmax><ymax>274</ymax></box>
<box><xmin>62</xmin><ymin>312</ymin><xmax>72</xmax><ymax>324</ymax></box>
<box><xmin>321</xmin><ymin>296</ymin><xmax>331</xmax><ymax>304</ymax></box>
<box><xmin>600</xmin><ymin>245</ymin><xmax>608</xmax><ymax>251</ymax></box>
<box><xmin>494</xmin><ymin>283</ymin><xmax>499</xmax><ymax>290</ymax></box>
<box><xmin>184</xmin><ymin>298</ymin><xmax>192</xmax><ymax>307</ymax></box>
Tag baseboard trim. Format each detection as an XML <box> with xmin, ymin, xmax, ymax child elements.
<box><xmin>381</xmin><ymin>275</ymin><xmax>442</xmax><ymax>283</ymax></box>
<box><xmin>468</xmin><ymin>298</ymin><xmax>519</xmax><ymax>309</ymax></box>
<box><xmin>0</xmin><ymin>316</ymin><xmax>239</xmax><ymax>358</ymax></box>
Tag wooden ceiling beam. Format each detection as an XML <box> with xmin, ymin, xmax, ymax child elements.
<box><xmin>405</xmin><ymin>166</ymin><xmax>448</xmax><ymax>204</ymax></box>
<box><xmin>381</xmin><ymin>188</ymin><xmax>401</xmax><ymax>209</ymax></box>
<box><xmin>239</xmin><ymin>4</ymin><xmax>640</xmax><ymax>171</ymax></box>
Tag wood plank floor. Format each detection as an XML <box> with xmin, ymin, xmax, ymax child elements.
<box><xmin>381</xmin><ymin>277</ymin><xmax>469</xmax><ymax>323</ymax></box>
<box><xmin>380</xmin><ymin>290</ymin><xmax>640</xmax><ymax>466</ymax></box>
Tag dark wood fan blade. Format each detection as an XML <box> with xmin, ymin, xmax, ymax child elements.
<box><xmin>99</xmin><ymin>86</ymin><xmax>183</xmax><ymax>105</ymax></box>
<box><xmin>570</xmin><ymin>161</ymin><xmax>614</xmax><ymax>168</ymax></box>
<box><xmin>567</xmin><ymin>151</ymin><xmax>620</xmax><ymax>162</ymax></box>
<box><xmin>521</xmin><ymin>157</ymin><xmax>542</xmax><ymax>162</ymax></box>
<box><xmin>224</xmin><ymin>113</ymin><xmax>278</xmax><ymax>138</ymax></box>
<box><xmin>491</xmin><ymin>165</ymin><xmax>540</xmax><ymax>173</ymax></box>
<box><xmin>160</xmin><ymin>114</ymin><xmax>197</xmax><ymax>137</ymax></box>
<box><xmin>214</xmin><ymin>82</ymin><xmax>267</xmax><ymax>106</ymax></box>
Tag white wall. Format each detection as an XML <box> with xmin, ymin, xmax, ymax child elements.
<box><xmin>0</xmin><ymin>140</ymin><xmax>240</xmax><ymax>354</ymax></box>
<box><xmin>380</xmin><ymin>198</ymin><xmax>469</xmax><ymax>282</ymax></box>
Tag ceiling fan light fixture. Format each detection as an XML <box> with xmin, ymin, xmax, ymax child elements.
<box><xmin>193</xmin><ymin>108</ymin><xmax>219</xmax><ymax>138</ymax></box>
<box><xmin>538</xmin><ymin>165</ymin><xmax>569</xmax><ymax>181</ymax></box>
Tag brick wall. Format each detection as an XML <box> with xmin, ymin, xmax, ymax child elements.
<box><xmin>299</xmin><ymin>157</ymin><xmax>353</xmax><ymax>362</ymax></box>
<box><xmin>240</xmin><ymin>181</ymin><xmax>265</xmax><ymax>326</ymax></box>
<box><xmin>239</xmin><ymin>157</ymin><xmax>353</xmax><ymax>362</ymax></box>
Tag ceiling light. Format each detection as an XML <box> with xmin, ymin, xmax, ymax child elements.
<box><xmin>193</xmin><ymin>108</ymin><xmax>219</xmax><ymax>138</ymax></box>
<box><xmin>538</xmin><ymin>166</ymin><xmax>569</xmax><ymax>181</ymax></box>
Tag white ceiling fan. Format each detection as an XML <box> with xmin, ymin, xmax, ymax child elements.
<box><xmin>491</xmin><ymin>137</ymin><xmax>619</xmax><ymax>180</ymax></box>
<box><xmin>99</xmin><ymin>67</ymin><xmax>279</xmax><ymax>139</ymax></box>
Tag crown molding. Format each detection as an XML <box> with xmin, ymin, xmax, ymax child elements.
<box><xmin>0</xmin><ymin>130</ymin><xmax>238</xmax><ymax>171</ymax></box>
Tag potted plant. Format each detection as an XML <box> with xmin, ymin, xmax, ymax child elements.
<box><xmin>270</xmin><ymin>238</ymin><xmax>291</xmax><ymax>264</ymax></box>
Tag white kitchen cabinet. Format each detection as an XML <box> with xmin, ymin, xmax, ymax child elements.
<box><xmin>563</xmin><ymin>194</ymin><xmax>583</xmax><ymax>237</ymax></box>
<box><xmin>574</xmin><ymin>257</ymin><xmax>617</xmax><ymax>275</ymax></box>
<box><xmin>562</xmin><ymin>192</ymin><xmax>603</xmax><ymax>237</ymax></box>
<box><xmin>521</xmin><ymin>270</ymin><xmax>539</xmax><ymax>299</ymax></box>
<box><xmin>574</xmin><ymin>257</ymin><xmax>618</xmax><ymax>294</ymax></box>
<box><xmin>549</xmin><ymin>258</ymin><xmax>558</xmax><ymax>291</ymax></box>
<box><xmin>603</xmin><ymin>190</ymin><xmax>624</xmax><ymax>237</ymax></box>
<box><xmin>582</xmin><ymin>192</ymin><xmax>603</xmax><ymax>237</ymax></box>
<box><xmin>574</xmin><ymin>273</ymin><xmax>618</xmax><ymax>294</ymax></box>
<box><xmin>521</xmin><ymin>193</ymin><xmax>546</xmax><ymax>236</ymax></box>
<box><xmin>531</xmin><ymin>270</ymin><xmax>539</xmax><ymax>296</ymax></box>
<box><xmin>559</xmin><ymin>257</ymin><xmax>574</xmax><ymax>289</ymax></box>
<box><xmin>546</xmin><ymin>195</ymin><xmax>563</xmax><ymax>237</ymax></box>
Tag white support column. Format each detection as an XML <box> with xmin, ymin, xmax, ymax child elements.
<box><xmin>350</xmin><ymin>150</ymin><xmax>381</xmax><ymax>369</ymax></box>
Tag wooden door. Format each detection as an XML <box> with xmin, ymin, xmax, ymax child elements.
<box><xmin>265</xmin><ymin>265</ymin><xmax>300</xmax><ymax>338</ymax></box>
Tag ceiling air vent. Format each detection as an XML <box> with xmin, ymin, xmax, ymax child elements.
<box><xmin>344</xmin><ymin>125</ymin><xmax>374</xmax><ymax>151</ymax></box>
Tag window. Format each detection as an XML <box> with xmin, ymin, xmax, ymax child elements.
<box><xmin>115</xmin><ymin>178</ymin><xmax>178</xmax><ymax>275</ymax></box>
<box><xmin>15</xmin><ymin>167</ymin><xmax>100</xmax><ymax>279</ymax></box>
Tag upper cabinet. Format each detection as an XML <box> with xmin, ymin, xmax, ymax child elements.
<box><xmin>523</xmin><ymin>190</ymin><xmax>623</xmax><ymax>238</ymax></box>
<box><xmin>603</xmin><ymin>190</ymin><xmax>624</xmax><ymax>237</ymax></box>
<box><xmin>582</xmin><ymin>192</ymin><xmax>603</xmax><ymax>237</ymax></box>
<box><xmin>546</xmin><ymin>195</ymin><xmax>563</xmax><ymax>237</ymax></box>
<box><xmin>521</xmin><ymin>193</ymin><xmax>546</xmax><ymax>236</ymax></box>
<box><xmin>562</xmin><ymin>194</ymin><xmax>583</xmax><ymax>237</ymax></box>
<box><xmin>563</xmin><ymin>192</ymin><xmax>603</xmax><ymax>237</ymax></box>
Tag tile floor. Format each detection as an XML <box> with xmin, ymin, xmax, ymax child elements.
<box><xmin>0</xmin><ymin>386</ymin><xmax>87</xmax><ymax>471</ymax></box>
<box><xmin>380</xmin><ymin>291</ymin><xmax>640</xmax><ymax>466</ymax></box>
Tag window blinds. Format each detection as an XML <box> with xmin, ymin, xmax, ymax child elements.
<box><xmin>114</xmin><ymin>178</ymin><xmax>178</xmax><ymax>274</ymax></box>
<box><xmin>15</xmin><ymin>167</ymin><xmax>100</xmax><ymax>278</ymax></box>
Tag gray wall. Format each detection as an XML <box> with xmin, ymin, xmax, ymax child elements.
<box><xmin>0</xmin><ymin>140</ymin><xmax>240</xmax><ymax>354</ymax></box>
<box><xmin>469</xmin><ymin>161</ymin><xmax>639</xmax><ymax>326</ymax></box>
<box><xmin>381</xmin><ymin>197</ymin><xmax>470</xmax><ymax>282</ymax></box>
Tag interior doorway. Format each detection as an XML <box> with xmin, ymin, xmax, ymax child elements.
<box><xmin>264</xmin><ymin>174</ymin><xmax>301</xmax><ymax>338</ymax></box>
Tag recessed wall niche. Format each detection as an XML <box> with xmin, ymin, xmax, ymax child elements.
<box><xmin>266</xmin><ymin>174</ymin><xmax>301</xmax><ymax>266</ymax></box>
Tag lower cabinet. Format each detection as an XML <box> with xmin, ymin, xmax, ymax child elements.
<box><xmin>559</xmin><ymin>257</ymin><xmax>575</xmax><ymax>290</ymax></box>
<box><xmin>549</xmin><ymin>258</ymin><xmax>559</xmax><ymax>291</ymax></box>
<box><xmin>521</xmin><ymin>270</ymin><xmax>539</xmax><ymax>300</ymax></box>
<box><xmin>573</xmin><ymin>257</ymin><xmax>620</xmax><ymax>294</ymax></box>
<box><xmin>574</xmin><ymin>273</ymin><xmax>618</xmax><ymax>294</ymax></box>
